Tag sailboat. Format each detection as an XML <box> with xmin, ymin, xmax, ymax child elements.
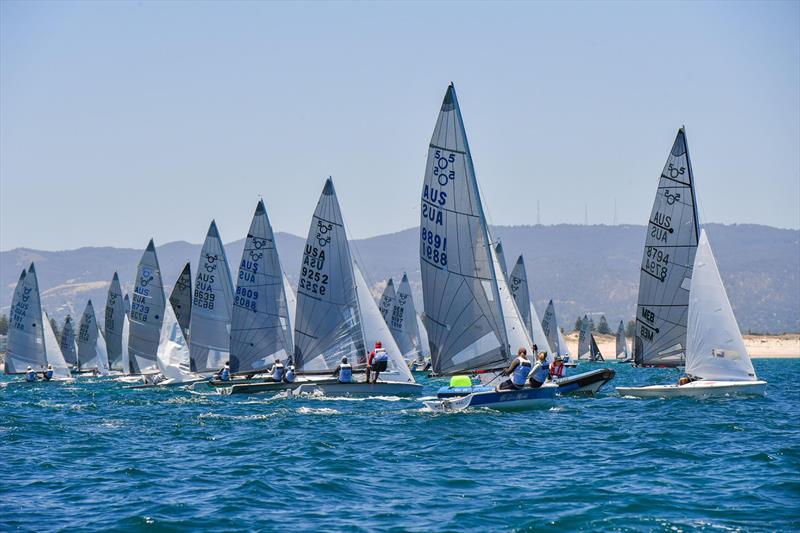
<box><xmin>541</xmin><ymin>299</ymin><xmax>573</xmax><ymax>365</ymax></box>
<box><xmin>169</xmin><ymin>262</ymin><xmax>192</xmax><ymax>341</ymax></box>
<box><xmin>394</xmin><ymin>273</ymin><xmax>430</xmax><ymax>368</ymax></box>
<box><xmin>189</xmin><ymin>220</ymin><xmax>235</xmax><ymax>374</ymax></box>
<box><xmin>4</xmin><ymin>264</ymin><xmax>72</xmax><ymax>381</ymax></box>
<box><xmin>76</xmin><ymin>300</ymin><xmax>110</xmax><ymax>375</ymax></box>
<box><xmin>578</xmin><ymin>315</ymin><xmax>591</xmax><ymax>360</ymax></box>
<box><xmin>615</xmin><ymin>320</ymin><xmax>632</xmax><ymax>363</ymax></box>
<box><xmin>589</xmin><ymin>333</ymin><xmax>605</xmax><ymax>362</ymax></box>
<box><xmin>230</xmin><ymin>178</ymin><xmax>419</xmax><ymax>396</ymax></box>
<box><xmin>104</xmin><ymin>272</ymin><xmax>130</xmax><ymax>373</ymax></box>
<box><xmin>60</xmin><ymin>315</ymin><xmax>79</xmax><ymax>371</ymax></box>
<box><xmin>128</xmin><ymin>239</ymin><xmax>165</xmax><ymax>375</ymax></box>
<box><xmin>229</xmin><ymin>200</ymin><xmax>294</xmax><ymax>374</ymax></box>
<box><xmin>131</xmin><ymin>274</ymin><xmax>203</xmax><ymax>388</ymax></box>
<box><xmin>417</xmin><ymin>84</ymin><xmax>555</xmax><ymax>411</ymax></box>
<box><xmin>619</xmin><ymin>129</ymin><xmax>766</xmax><ymax>397</ymax></box>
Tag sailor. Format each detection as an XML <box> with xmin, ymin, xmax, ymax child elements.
<box><xmin>497</xmin><ymin>348</ymin><xmax>531</xmax><ymax>391</ymax></box>
<box><xmin>365</xmin><ymin>342</ymin><xmax>378</xmax><ymax>383</ymax></box>
<box><xmin>269</xmin><ymin>359</ymin><xmax>285</xmax><ymax>382</ymax></box>
<box><xmin>218</xmin><ymin>361</ymin><xmax>231</xmax><ymax>382</ymax></box>
<box><xmin>677</xmin><ymin>375</ymin><xmax>696</xmax><ymax>386</ymax></box>
<box><xmin>333</xmin><ymin>356</ymin><xmax>352</xmax><ymax>383</ymax></box>
<box><xmin>528</xmin><ymin>352</ymin><xmax>551</xmax><ymax>388</ymax></box>
<box><xmin>549</xmin><ymin>354</ymin><xmax>565</xmax><ymax>380</ymax></box>
<box><xmin>370</xmin><ymin>342</ymin><xmax>390</xmax><ymax>383</ymax></box>
<box><xmin>43</xmin><ymin>364</ymin><xmax>54</xmax><ymax>381</ymax></box>
<box><xmin>284</xmin><ymin>365</ymin><xmax>296</xmax><ymax>383</ymax></box>
<box><xmin>25</xmin><ymin>365</ymin><xmax>37</xmax><ymax>382</ymax></box>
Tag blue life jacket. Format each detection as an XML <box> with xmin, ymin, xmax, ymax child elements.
<box><xmin>44</xmin><ymin>370</ymin><xmax>54</xmax><ymax>381</ymax></box>
<box><xmin>220</xmin><ymin>367</ymin><xmax>231</xmax><ymax>381</ymax></box>
<box><xmin>272</xmin><ymin>363</ymin><xmax>285</xmax><ymax>381</ymax></box>
<box><xmin>338</xmin><ymin>364</ymin><xmax>352</xmax><ymax>383</ymax></box>
<box><xmin>512</xmin><ymin>357</ymin><xmax>532</xmax><ymax>387</ymax></box>
<box><xmin>531</xmin><ymin>362</ymin><xmax>550</xmax><ymax>383</ymax></box>
<box><xmin>25</xmin><ymin>371</ymin><xmax>37</xmax><ymax>382</ymax></box>
<box><xmin>284</xmin><ymin>369</ymin><xmax>296</xmax><ymax>383</ymax></box>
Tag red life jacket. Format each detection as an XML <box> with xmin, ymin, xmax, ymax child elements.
<box><xmin>550</xmin><ymin>361</ymin><xmax>565</xmax><ymax>378</ymax></box>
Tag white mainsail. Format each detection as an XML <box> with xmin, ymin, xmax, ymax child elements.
<box><xmin>283</xmin><ymin>271</ymin><xmax>296</xmax><ymax>342</ymax></box>
<box><xmin>157</xmin><ymin>300</ymin><xmax>195</xmax><ymax>382</ymax></box>
<box><xmin>189</xmin><ymin>220</ymin><xmax>235</xmax><ymax>373</ymax></box>
<box><xmin>685</xmin><ymin>230</ymin><xmax>757</xmax><ymax>382</ymax></box>
<box><xmin>417</xmin><ymin>313</ymin><xmax>431</xmax><ymax>361</ymax></box>
<box><xmin>419</xmin><ymin>83</ymin><xmax>508</xmax><ymax>374</ymax></box>
<box><xmin>616</xmin><ymin>320</ymin><xmax>630</xmax><ymax>360</ymax></box>
<box><xmin>353</xmin><ymin>261</ymin><xmax>414</xmax><ymax>383</ymax></box>
<box><xmin>508</xmin><ymin>255</ymin><xmax>553</xmax><ymax>355</ymax></box>
<box><xmin>378</xmin><ymin>279</ymin><xmax>397</xmax><ymax>323</ymax></box>
<box><xmin>634</xmin><ymin>128</ymin><xmax>699</xmax><ymax>367</ymax></box>
<box><xmin>120</xmin><ymin>312</ymin><xmax>130</xmax><ymax>374</ymax></box>
<box><xmin>492</xmin><ymin>242</ymin><xmax>533</xmax><ymax>357</ymax></box>
<box><xmin>169</xmin><ymin>262</ymin><xmax>192</xmax><ymax>342</ymax></box>
<box><xmin>230</xmin><ymin>200</ymin><xmax>294</xmax><ymax>373</ymax></box>
<box><xmin>60</xmin><ymin>315</ymin><xmax>79</xmax><ymax>368</ymax></box>
<box><xmin>5</xmin><ymin>266</ymin><xmax>46</xmax><ymax>373</ymax></box>
<box><xmin>77</xmin><ymin>300</ymin><xmax>109</xmax><ymax>374</ymax></box>
<box><xmin>128</xmin><ymin>239</ymin><xmax>165</xmax><ymax>374</ymax></box>
<box><xmin>123</xmin><ymin>294</ymin><xmax>131</xmax><ymax>317</ymax></box>
<box><xmin>42</xmin><ymin>311</ymin><xmax>72</xmax><ymax>380</ymax></box>
<box><xmin>293</xmin><ymin>178</ymin><xmax>363</xmax><ymax>371</ymax></box>
<box><xmin>104</xmin><ymin>272</ymin><xmax>127</xmax><ymax>371</ymax></box>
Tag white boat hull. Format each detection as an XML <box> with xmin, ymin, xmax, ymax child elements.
<box><xmin>617</xmin><ymin>380</ymin><xmax>767</xmax><ymax>398</ymax></box>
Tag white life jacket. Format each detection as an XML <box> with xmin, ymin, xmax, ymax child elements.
<box><xmin>374</xmin><ymin>348</ymin><xmax>389</xmax><ymax>363</ymax></box>
<box><xmin>284</xmin><ymin>369</ymin><xmax>296</xmax><ymax>383</ymax></box>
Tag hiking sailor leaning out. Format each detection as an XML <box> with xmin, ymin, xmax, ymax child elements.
<box><xmin>497</xmin><ymin>348</ymin><xmax>532</xmax><ymax>391</ymax></box>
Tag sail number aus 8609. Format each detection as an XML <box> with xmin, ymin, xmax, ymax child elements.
<box><xmin>421</xmin><ymin>227</ymin><xmax>447</xmax><ymax>266</ymax></box>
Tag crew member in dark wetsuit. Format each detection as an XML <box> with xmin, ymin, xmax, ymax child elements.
<box><xmin>43</xmin><ymin>364</ymin><xmax>54</xmax><ymax>381</ymax></box>
<box><xmin>497</xmin><ymin>348</ymin><xmax>531</xmax><ymax>391</ymax></box>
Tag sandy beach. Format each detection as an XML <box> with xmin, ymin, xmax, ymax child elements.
<box><xmin>562</xmin><ymin>333</ymin><xmax>800</xmax><ymax>359</ymax></box>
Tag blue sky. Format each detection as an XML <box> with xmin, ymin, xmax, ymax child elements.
<box><xmin>1</xmin><ymin>1</ymin><xmax>798</xmax><ymax>251</ymax></box>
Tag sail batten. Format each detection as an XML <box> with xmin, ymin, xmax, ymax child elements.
<box><xmin>634</xmin><ymin>128</ymin><xmax>699</xmax><ymax>367</ymax></box>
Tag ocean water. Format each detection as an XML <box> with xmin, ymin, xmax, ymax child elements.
<box><xmin>1</xmin><ymin>359</ymin><xmax>798</xmax><ymax>532</ymax></box>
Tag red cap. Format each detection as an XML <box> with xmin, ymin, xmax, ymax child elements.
<box><xmin>375</xmin><ymin>341</ymin><xmax>382</xmax><ymax>348</ymax></box>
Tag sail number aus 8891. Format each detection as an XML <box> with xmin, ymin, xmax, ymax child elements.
<box><xmin>421</xmin><ymin>227</ymin><xmax>447</xmax><ymax>266</ymax></box>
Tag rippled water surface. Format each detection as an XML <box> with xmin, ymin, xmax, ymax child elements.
<box><xmin>2</xmin><ymin>360</ymin><xmax>799</xmax><ymax>532</ymax></box>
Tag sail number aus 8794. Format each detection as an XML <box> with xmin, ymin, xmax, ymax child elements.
<box><xmin>421</xmin><ymin>227</ymin><xmax>447</xmax><ymax>266</ymax></box>
<box><xmin>643</xmin><ymin>246</ymin><xmax>669</xmax><ymax>282</ymax></box>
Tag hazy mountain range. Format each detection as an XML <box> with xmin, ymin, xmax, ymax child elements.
<box><xmin>1</xmin><ymin>224</ymin><xmax>797</xmax><ymax>334</ymax></box>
